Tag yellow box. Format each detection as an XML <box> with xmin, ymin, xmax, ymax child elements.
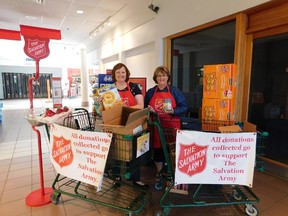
<box><xmin>202</xmin><ymin>98</ymin><xmax>235</xmax><ymax>121</ymax></box>
<box><xmin>97</xmin><ymin>84</ymin><xmax>122</xmax><ymax>110</ymax></box>
<box><xmin>203</xmin><ymin>64</ymin><xmax>237</xmax><ymax>99</ymax></box>
<box><xmin>202</xmin><ymin>98</ymin><xmax>235</xmax><ymax>131</ymax></box>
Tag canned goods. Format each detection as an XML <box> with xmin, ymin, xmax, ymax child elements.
<box><xmin>163</xmin><ymin>98</ymin><xmax>172</xmax><ymax>111</ymax></box>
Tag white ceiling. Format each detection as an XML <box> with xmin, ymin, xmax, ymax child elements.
<box><xmin>0</xmin><ymin>0</ymin><xmax>150</xmax><ymax>46</ymax></box>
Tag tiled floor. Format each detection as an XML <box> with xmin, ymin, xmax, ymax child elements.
<box><xmin>0</xmin><ymin>98</ymin><xmax>288</xmax><ymax>216</ymax></box>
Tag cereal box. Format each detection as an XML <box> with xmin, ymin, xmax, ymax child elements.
<box><xmin>97</xmin><ymin>84</ymin><xmax>122</xmax><ymax>110</ymax></box>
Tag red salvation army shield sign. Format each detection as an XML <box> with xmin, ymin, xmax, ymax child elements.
<box><xmin>51</xmin><ymin>135</ymin><xmax>74</xmax><ymax>168</ymax></box>
<box><xmin>24</xmin><ymin>36</ymin><xmax>50</xmax><ymax>61</ymax></box>
<box><xmin>177</xmin><ymin>143</ymin><xmax>208</xmax><ymax>177</ymax></box>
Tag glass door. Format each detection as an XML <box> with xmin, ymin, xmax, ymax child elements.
<box><xmin>249</xmin><ymin>33</ymin><xmax>288</xmax><ymax>176</ymax></box>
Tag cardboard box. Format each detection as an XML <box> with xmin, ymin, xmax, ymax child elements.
<box><xmin>219</xmin><ymin>121</ymin><xmax>256</xmax><ymax>133</ymax></box>
<box><xmin>108</xmin><ymin>134</ymin><xmax>134</xmax><ymax>161</ymax></box>
<box><xmin>108</xmin><ymin>132</ymin><xmax>150</xmax><ymax>162</ymax></box>
<box><xmin>201</xmin><ymin>98</ymin><xmax>235</xmax><ymax>131</ymax></box>
<box><xmin>101</xmin><ymin>105</ymin><xmax>150</xmax><ymax>135</ymax></box>
<box><xmin>202</xmin><ymin>98</ymin><xmax>235</xmax><ymax>121</ymax></box>
<box><xmin>101</xmin><ymin>106</ymin><xmax>150</xmax><ymax>161</ymax></box>
<box><xmin>203</xmin><ymin>64</ymin><xmax>237</xmax><ymax>99</ymax></box>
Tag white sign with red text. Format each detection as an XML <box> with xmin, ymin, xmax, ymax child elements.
<box><xmin>49</xmin><ymin>124</ymin><xmax>112</xmax><ymax>191</ymax></box>
<box><xmin>175</xmin><ymin>130</ymin><xmax>257</xmax><ymax>187</ymax></box>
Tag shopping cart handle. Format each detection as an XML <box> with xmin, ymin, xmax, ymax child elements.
<box><xmin>260</xmin><ymin>131</ymin><xmax>269</xmax><ymax>137</ymax></box>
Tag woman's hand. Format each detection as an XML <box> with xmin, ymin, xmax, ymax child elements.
<box><xmin>97</xmin><ymin>96</ymin><xmax>103</xmax><ymax>103</ymax></box>
<box><xmin>164</xmin><ymin>108</ymin><xmax>174</xmax><ymax>115</ymax></box>
<box><xmin>148</xmin><ymin>105</ymin><xmax>155</xmax><ymax>112</ymax></box>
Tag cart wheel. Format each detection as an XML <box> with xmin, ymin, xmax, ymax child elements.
<box><xmin>113</xmin><ymin>181</ymin><xmax>121</xmax><ymax>187</ymax></box>
<box><xmin>50</xmin><ymin>192</ymin><xmax>61</xmax><ymax>205</ymax></box>
<box><xmin>155</xmin><ymin>210</ymin><xmax>162</xmax><ymax>216</ymax></box>
<box><xmin>124</xmin><ymin>172</ymin><xmax>131</xmax><ymax>179</ymax></box>
<box><xmin>232</xmin><ymin>189</ymin><xmax>242</xmax><ymax>201</ymax></box>
<box><xmin>245</xmin><ymin>204</ymin><xmax>258</xmax><ymax>216</ymax></box>
<box><xmin>162</xmin><ymin>207</ymin><xmax>171</xmax><ymax>216</ymax></box>
<box><xmin>155</xmin><ymin>181</ymin><xmax>163</xmax><ymax>190</ymax></box>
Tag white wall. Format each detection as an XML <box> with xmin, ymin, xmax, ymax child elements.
<box><xmin>87</xmin><ymin>0</ymin><xmax>271</xmax><ymax>89</ymax></box>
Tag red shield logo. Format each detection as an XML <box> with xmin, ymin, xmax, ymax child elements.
<box><xmin>52</xmin><ymin>135</ymin><xmax>73</xmax><ymax>168</ymax></box>
<box><xmin>177</xmin><ymin>143</ymin><xmax>208</xmax><ymax>177</ymax></box>
<box><xmin>121</xmin><ymin>97</ymin><xmax>129</xmax><ymax>106</ymax></box>
<box><xmin>24</xmin><ymin>36</ymin><xmax>50</xmax><ymax>60</ymax></box>
<box><xmin>155</xmin><ymin>99</ymin><xmax>164</xmax><ymax>112</ymax></box>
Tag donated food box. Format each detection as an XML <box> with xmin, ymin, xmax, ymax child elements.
<box><xmin>202</xmin><ymin>98</ymin><xmax>235</xmax><ymax>131</ymax></box>
<box><xmin>101</xmin><ymin>105</ymin><xmax>150</xmax><ymax>161</ymax></box>
<box><xmin>202</xmin><ymin>98</ymin><xmax>235</xmax><ymax>121</ymax></box>
<box><xmin>98</xmin><ymin>74</ymin><xmax>113</xmax><ymax>88</ymax></box>
<box><xmin>97</xmin><ymin>84</ymin><xmax>122</xmax><ymax>110</ymax></box>
<box><xmin>203</xmin><ymin>64</ymin><xmax>237</xmax><ymax>99</ymax></box>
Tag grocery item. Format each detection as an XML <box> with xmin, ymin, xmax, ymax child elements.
<box><xmin>97</xmin><ymin>84</ymin><xmax>122</xmax><ymax>110</ymax></box>
<box><xmin>163</xmin><ymin>98</ymin><xmax>172</xmax><ymax>111</ymax></box>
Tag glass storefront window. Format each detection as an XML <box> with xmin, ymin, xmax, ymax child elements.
<box><xmin>249</xmin><ymin>33</ymin><xmax>288</xmax><ymax>165</ymax></box>
<box><xmin>171</xmin><ymin>20</ymin><xmax>236</xmax><ymax>117</ymax></box>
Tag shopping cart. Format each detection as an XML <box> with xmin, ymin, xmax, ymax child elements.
<box><xmin>46</xmin><ymin>108</ymin><xmax>151</xmax><ymax>216</ymax></box>
<box><xmin>254</xmin><ymin>130</ymin><xmax>268</xmax><ymax>172</ymax></box>
<box><xmin>149</xmin><ymin>114</ymin><xmax>261</xmax><ymax>216</ymax></box>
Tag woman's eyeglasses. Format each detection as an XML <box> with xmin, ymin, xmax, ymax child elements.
<box><xmin>157</xmin><ymin>74</ymin><xmax>167</xmax><ymax>78</ymax></box>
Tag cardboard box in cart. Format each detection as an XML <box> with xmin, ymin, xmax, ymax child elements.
<box><xmin>218</xmin><ymin>121</ymin><xmax>257</xmax><ymax>133</ymax></box>
<box><xmin>101</xmin><ymin>105</ymin><xmax>150</xmax><ymax>161</ymax></box>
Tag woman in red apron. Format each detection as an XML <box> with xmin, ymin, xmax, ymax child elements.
<box><xmin>144</xmin><ymin>66</ymin><xmax>188</xmax><ymax>188</ymax></box>
<box><xmin>112</xmin><ymin>63</ymin><xmax>143</xmax><ymax>109</ymax></box>
<box><xmin>111</xmin><ymin>63</ymin><xmax>149</xmax><ymax>189</ymax></box>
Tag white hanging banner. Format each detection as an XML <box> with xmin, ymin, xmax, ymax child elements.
<box><xmin>49</xmin><ymin>124</ymin><xmax>112</xmax><ymax>191</ymax></box>
<box><xmin>175</xmin><ymin>130</ymin><xmax>257</xmax><ymax>187</ymax></box>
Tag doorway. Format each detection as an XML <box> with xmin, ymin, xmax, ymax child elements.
<box><xmin>249</xmin><ymin>34</ymin><xmax>288</xmax><ymax>168</ymax></box>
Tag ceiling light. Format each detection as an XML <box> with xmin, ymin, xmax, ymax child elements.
<box><xmin>76</xmin><ymin>10</ymin><xmax>84</xmax><ymax>14</ymax></box>
<box><xmin>89</xmin><ymin>16</ymin><xmax>112</xmax><ymax>37</ymax></box>
<box><xmin>25</xmin><ymin>15</ymin><xmax>37</xmax><ymax>20</ymax></box>
<box><xmin>33</xmin><ymin>0</ymin><xmax>45</xmax><ymax>5</ymax></box>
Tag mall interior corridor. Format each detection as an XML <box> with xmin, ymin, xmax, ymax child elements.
<box><xmin>0</xmin><ymin>98</ymin><xmax>287</xmax><ymax>216</ymax></box>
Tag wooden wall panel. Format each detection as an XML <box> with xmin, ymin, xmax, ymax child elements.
<box><xmin>247</xmin><ymin>2</ymin><xmax>288</xmax><ymax>33</ymax></box>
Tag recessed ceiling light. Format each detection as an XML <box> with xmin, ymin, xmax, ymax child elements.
<box><xmin>25</xmin><ymin>15</ymin><xmax>37</xmax><ymax>20</ymax></box>
<box><xmin>76</xmin><ymin>10</ymin><xmax>84</xmax><ymax>14</ymax></box>
<box><xmin>33</xmin><ymin>0</ymin><xmax>45</xmax><ymax>5</ymax></box>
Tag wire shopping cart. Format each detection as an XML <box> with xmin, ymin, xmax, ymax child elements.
<box><xmin>149</xmin><ymin>114</ymin><xmax>262</xmax><ymax>216</ymax></box>
<box><xmin>46</xmin><ymin>108</ymin><xmax>151</xmax><ymax>216</ymax></box>
<box><xmin>254</xmin><ymin>130</ymin><xmax>268</xmax><ymax>172</ymax></box>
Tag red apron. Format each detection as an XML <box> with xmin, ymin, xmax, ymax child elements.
<box><xmin>149</xmin><ymin>86</ymin><xmax>180</xmax><ymax>148</ymax></box>
<box><xmin>118</xmin><ymin>82</ymin><xmax>137</xmax><ymax>107</ymax></box>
